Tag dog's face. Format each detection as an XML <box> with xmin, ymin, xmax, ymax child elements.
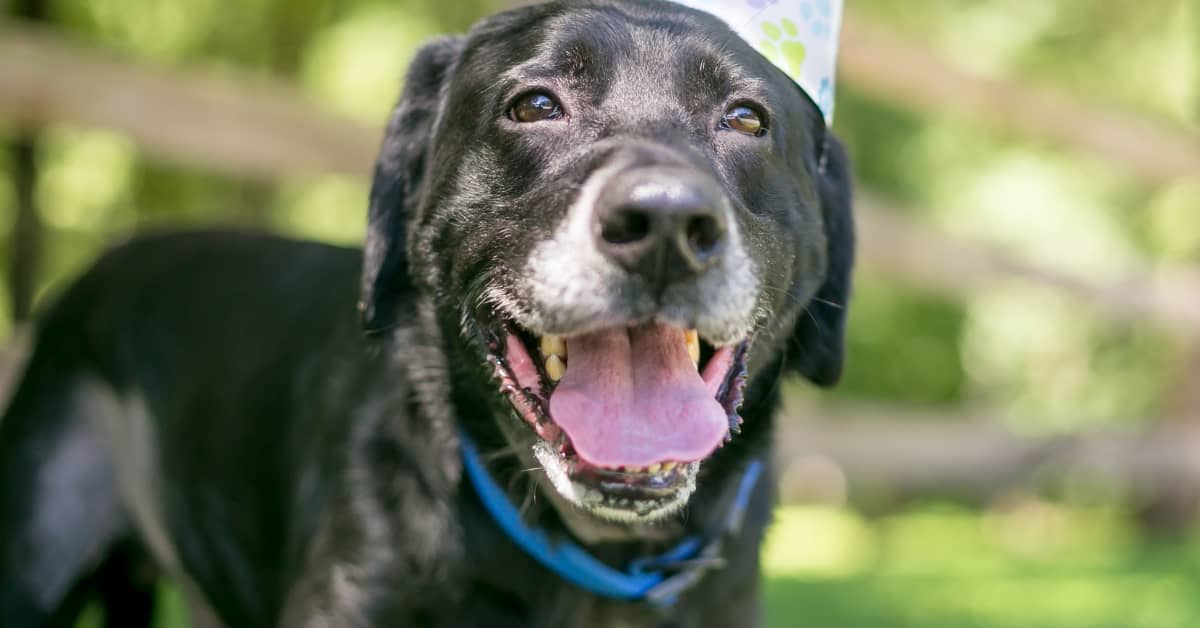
<box><xmin>362</xmin><ymin>0</ymin><xmax>853</xmax><ymax>523</ymax></box>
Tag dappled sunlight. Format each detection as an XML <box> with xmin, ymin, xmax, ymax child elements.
<box><xmin>933</xmin><ymin>0</ymin><xmax>1058</xmax><ymax>77</ymax></box>
<box><xmin>1146</xmin><ymin>179</ymin><xmax>1200</xmax><ymax>262</ymax></box>
<box><xmin>60</xmin><ymin>0</ymin><xmax>220</xmax><ymax>60</ymax></box>
<box><xmin>271</xmin><ymin>174</ymin><xmax>368</xmax><ymax>245</ymax></box>
<box><xmin>937</xmin><ymin>153</ymin><xmax>1138</xmax><ymax>281</ymax></box>
<box><xmin>763</xmin><ymin>506</ymin><xmax>877</xmax><ymax>578</ymax></box>
<box><xmin>961</xmin><ymin>283</ymin><xmax>1175</xmax><ymax>431</ymax></box>
<box><xmin>37</xmin><ymin>127</ymin><xmax>138</xmax><ymax>232</ymax></box>
<box><xmin>852</xmin><ymin>0</ymin><xmax>1198</xmax><ymax>126</ymax></box>
<box><xmin>301</xmin><ymin>5</ymin><xmax>441</xmax><ymax>123</ymax></box>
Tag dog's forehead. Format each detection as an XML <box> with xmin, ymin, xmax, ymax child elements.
<box><xmin>473</xmin><ymin>2</ymin><xmax>780</xmax><ymax>98</ymax></box>
<box><xmin>535</xmin><ymin>3</ymin><xmax>738</xmax><ymax>60</ymax></box>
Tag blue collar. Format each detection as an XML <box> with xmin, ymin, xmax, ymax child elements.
<box><xmin>460</xmin><ymin>434</ymin><xmax>763</xmax><ymax>607</ymax></box>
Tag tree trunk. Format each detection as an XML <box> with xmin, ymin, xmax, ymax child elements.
<box><xmin>7</xmin><ymin>0</ymin><xmax>46</xmax><ymax>323</ymax></box>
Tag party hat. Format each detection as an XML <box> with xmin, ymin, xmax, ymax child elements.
<box><xmin>670</xmin><ymin>0</ymin><xmax>842</xmax><ymax>124</ymax></box>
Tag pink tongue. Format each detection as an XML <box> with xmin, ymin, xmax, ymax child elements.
<box><xmin>549</xmin><ymin>325</ymin><xmax>728</xmax><ymax>468</ymax></box>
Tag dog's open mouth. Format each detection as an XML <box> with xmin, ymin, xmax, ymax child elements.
<box><xmin>483</xmin><ymin>318</ymin><xmax>749</xmax><ymax>519</ymax></box>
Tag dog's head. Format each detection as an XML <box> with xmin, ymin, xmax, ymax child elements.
<box><xmin>361</xmin><ymin>0</ymin><xmax>853</xmax><ymax>524</ymax></box>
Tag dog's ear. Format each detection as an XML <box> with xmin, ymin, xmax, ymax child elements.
<box><xmin>360</xmin><ymin>37</ymin><xmax>464</xmax><ymax>333</ymax></box>
<box><xmin>788</xmin><ymin>135</ymin><xmax>855</xmax><ymax>387</ymax></box>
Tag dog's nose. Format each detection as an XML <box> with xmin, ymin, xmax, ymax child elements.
<box><xmin>594</xmin><ymin>169</ymin><xmax>728</xmax><ymax>289</ymax></box>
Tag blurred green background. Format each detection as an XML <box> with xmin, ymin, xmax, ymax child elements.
<box><xmin>2</xmin><ymin>0</ymin><xmax>1198</xmax><ymax>626</ymax></box>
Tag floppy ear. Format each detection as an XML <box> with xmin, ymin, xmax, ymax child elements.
<box><xmin>788</xmin><ymin>135</ymin><xmax>855</xmax><ymax>387</ymax></box>
<box><xmin>360</xmin><ymin>36</ymin><xmax>464</xmax><ymax>333</ymax></box>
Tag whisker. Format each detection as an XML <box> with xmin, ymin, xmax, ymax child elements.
<box><xmin>755</xmin><ymin>284</ymin><xmax>814</xmax><ymax>308</ymax></box>
<box><xmin>803</xmin><ymin>304</ymin><xmax>827</xmax><ymax>338</ymax></box>
<box><xmin>518</xmin><ymin>478</ymin><xmax>539</xmax><ymax>515</ymax></box>
<box><xmin>810</xmin><ymin>296</ymin><xmax>844</xmax><ymax>310</ymax></box>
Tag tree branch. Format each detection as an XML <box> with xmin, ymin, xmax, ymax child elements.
<box><xmin>9</xmin><ymin>133</ymin><xmax>40</xmax><ymax>322</ymax></box>
<box><xmin>5</xmin><ymin>2</ymin><xmax>48</xmax><ymax>324</ymax></box>
<box><xmin>856</xmin><ymin>193</ymin><xmax>1200</xmax><ymax>338</ymax></box>
<box><xmin>776</xmin><ymin>403</ymin><xmax>1200</xmax><ymax>506</ymax></box>
<box><xmin>0</xmin><ymin>22</ymin><xmax>378</xmax><ymax>179</ymax></box>
<box><xmin>839</xmin><ymin>13</ymin><xmax>1200</xmax><ymax>183</ymax></box>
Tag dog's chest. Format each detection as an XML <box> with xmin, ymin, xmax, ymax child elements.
<box><xmin>525</xmin><ymin>593</ymin><xmax>691</xmax><ymax>628</ymax></box>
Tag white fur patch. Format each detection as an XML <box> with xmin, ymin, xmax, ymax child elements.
<box><xmin>512</xmin><ymin>162</ymin><xmax>760</xmax><ymax>345</ymax></box>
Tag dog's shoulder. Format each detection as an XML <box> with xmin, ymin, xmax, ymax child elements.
<box><xmin>30</xmin><ymin>228</ymin><xmax>380</xmax><ymax>439</ymax></box>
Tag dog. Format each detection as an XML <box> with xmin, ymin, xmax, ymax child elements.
<box><xmin>0</xmin><ymin>1</ymin><xmax>853</xmax><ymax>626</ymax></box>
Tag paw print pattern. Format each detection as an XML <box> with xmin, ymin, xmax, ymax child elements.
<box><xmin>816</xmin><ymin>77</ymin><xmax>833</xmax><ymax>118</ymax></box>
<box><xmin>802</xmin><ymin>0</ymin><xmax>834</xmax><ymax>37</ymax></box>
<box><xmin>746</xmin><ymin>0</ymin><xmax>779</xmax><ymax>9</ymax></box>
<box><xmin>758</xmin><ymin>19</ymin><xmax>806</xmax><ymax>79</ymax></box>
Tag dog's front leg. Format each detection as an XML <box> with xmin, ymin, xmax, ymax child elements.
<box><xmin>277</xmin><ymin>423</ymin><xmax>465</xmax><ymax>628</ymax></box>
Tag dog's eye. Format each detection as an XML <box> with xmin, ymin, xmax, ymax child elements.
<box><xmin>510</xmin><ymin>92</ymin><xmax>564</xmax><ymax>123</ymax></box>
<box><xmin>720</xmin><ymin>105</ymin><xmax>766</xmax><ymax>136</ymax></box>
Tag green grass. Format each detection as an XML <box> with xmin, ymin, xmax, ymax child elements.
<box><xmin>762</xmin><ymin>504</ymin><xmax>1200</xmax><ymax>628</ymax></box>
<box><xmin>78</xmin><ymin>503</ymin><xmax>1200</xmax><ymax>627</ymax></box>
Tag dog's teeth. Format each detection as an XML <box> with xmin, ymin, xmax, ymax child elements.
<box><xmin>545</xmin><ymin>354</ymin><xmax>565</xmax><ymax>381</ymax></box>
<box><xmin>648</xmin><ymin>463</ymin><xmax>662</xmax><ymax>474</ymax></box>
<box><xmin>662</xmin><ymin>461</ymin><xmax>677</xmax><ymax>471</ymax></box>
<box><xmin>685</xmin><ymin>329</ymin><xmax>700</xmax><ymax>366</ymax></box>
<box><xmin>541</xmin><ymin>334</ymin><xmax>567</xmax><ymax>359</ymax></box>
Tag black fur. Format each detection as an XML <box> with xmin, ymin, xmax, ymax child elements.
<box><xmin>361</xmin><ymin>36</ymin><xmax>464</xmax><ymax>334</ymax></box>
<box><xmin>787</xmin><ymin>137</ymin><xmax>854</xmax><ymax>386</ymax></box>
<box><xmin>0</xmin><ymin>2</ymin><xmax>853</xmax><ymax>626</ymax></box>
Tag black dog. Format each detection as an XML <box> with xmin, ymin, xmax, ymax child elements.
<box><xmin>0</xmin><ymin>1</ymin><xmax>853</xmax><ymax>626</ymax></box>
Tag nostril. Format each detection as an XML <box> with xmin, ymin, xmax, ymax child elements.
<box><xmin>601</xmin><ymin>209</ymin><xmax>652</xmax><ymax>245</ymax></box>
<box><xmin>684</xmin><ymin>214</ymin><xmax>724</xmax><ymax>259</ymax></box>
